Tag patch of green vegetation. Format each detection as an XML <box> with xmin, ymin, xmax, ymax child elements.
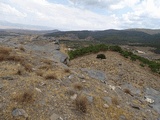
<box><xmin>68</xmin><ymin>44</ymin><xmax>108</xmax><ymax>60</ymax></box>
<box><xmin>68</xmin><ymin>44</ymin><xmax>160</xmax><ymax>74</ymax></box>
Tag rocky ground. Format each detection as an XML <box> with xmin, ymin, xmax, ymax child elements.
<box><xmin>0</xmin><ymin>35</ymin><xmax>160</xmax><ymax>120</ymax></box>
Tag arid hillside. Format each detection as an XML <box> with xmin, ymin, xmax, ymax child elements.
<box><xmin>0</xmin><ymin>36</ymin><xmax>160</xmax><ymax>120</ymax></box>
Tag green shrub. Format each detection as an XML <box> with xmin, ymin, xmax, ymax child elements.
<box><xmin>96</xmin><ymin>54</ymin><xmax>106</xmax><ymax>59</ymax></box>
<box><xmin>109</xmin><ymin>45</ymin><xmax>122</xmax><ymax>52</ymax></box>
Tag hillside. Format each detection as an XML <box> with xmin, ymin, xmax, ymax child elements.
<box><xmin>45</xmin><ymin>29</ymin><xmax>160</xmax><ymax>50</ymax></box>
<box><xmin>0</xmin><ymin>35</ymin><xmax>160</xmax><ymax>120</ymax></box>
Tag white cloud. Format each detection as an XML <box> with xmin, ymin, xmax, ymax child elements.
<box><xmin>0</xmin><ymin>0</ymin><xmax>120</xmax><ymax>30</ymax></box>
<box><xmin>0</xmin><ymin>3</ymin><xmax>26</xmax><ymax>17</ymax></box>
<box><xmin>0</xmin><ymin>0</ymin><xmax>160</xmax><ymax>30</ymax></box>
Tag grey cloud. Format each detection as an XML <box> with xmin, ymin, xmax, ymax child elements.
<box><xmin>68</xmin><ymin>0</ymin><xmax>121</xmax><ymax>9</ymax></box>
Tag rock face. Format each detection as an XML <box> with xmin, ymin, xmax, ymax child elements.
<box><xmin>52</xmin><ymin>50</ymin><xmax>69</xmax><ymax>65</ymax></box>
<box><xmin>81</xmin><ymin>69</ymin><xmax>107</xmax><ymax>83</ymax></box>
<box><xmin>144</xmin><ymin>88</ymin><xmax>160</xmax><ymax>114</ymax></box>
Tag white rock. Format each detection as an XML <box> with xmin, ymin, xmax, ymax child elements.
<box><xmin>109</xmin><ymin>85</ymin><xmax>116</xmax><ymax>90</ymax></box>
<box><xmin>35</xmin><ymin>88</ymin><xmax>42</xmax><ymax>92</ymax></box>
<box><xmin>82</xmin><ymin>80</ymin><xmax>86</xmax><ymax>83</ymax></box>
<box><xmin>70</xmin><ymin>94</ymin><xmax>77</xmax><ymax>100</ymax></box>
<box><xmin>103</xmin><ymin>104</ymin><xmax>109</xmax><ymax>108</ymax></box>
<box><xmin>145</xmin><ymin>97</ymin><xmax>154</xmax><ymax>104</ymax></box>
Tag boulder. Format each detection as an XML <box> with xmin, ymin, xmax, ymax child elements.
<box><xmin>81</xmin><ymin>69</ymin><xmax>107</xmax><ymax>83</ymax></box>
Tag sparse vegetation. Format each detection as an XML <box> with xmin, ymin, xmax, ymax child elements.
<box><xmin>75</xmin><ymin>95</ymin><xmax>88</xmax><ymax>113</ymax></box>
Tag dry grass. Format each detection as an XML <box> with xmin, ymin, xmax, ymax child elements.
<box><xmin>0</xmin><ymin>46</ymin><xmax>12</xmax><ymax>61</ymax></box>
<box><xmin>15</xmin><ymin>68</ymin><xmax>23</xmax><ymax>75</ymax></box>
<box><xmin>19</xmin><ymin>45</ymin><xmax>25</xmax><ymax>52</ymax></box>
<box><xmin>64</xmin><ymin>68</ymin><xmax>70</xmax><ymax>73</ymax></box>
<box><xmin>21</xmin><ymin>62</ymin><xmax>33</xmax><ymax>72</ymax></box>
<box><xmin>38</xmin><ymin>65</ymin><xmax>52</xmax><ymax>70</ymax></box>
<box><xmin>75</xmin><ymin>95</ymin><xmax>88</xmax><ymax>113</ymax></box>
<box><xmin>36</xmin><ymin>70</ymin><xmax>43</xmax><ymax>76</ymax></box>
<box><xmin>65</xmin><ymin>88</ymin><xmax>76</xmax><ymax>96</ymax></box>
<box><xmin>0</xmin><ymin>46</ymin><xmax>12</xmax><ymax>55</ymax></box>
<box><xmin>13</xmin><ymin>90</ymin><xmax>35</xmax><ymax>104</ymax></box>
<box><xmin>41</xmin><ymin>59</ymin><xmax>52</xmax><ymax>65</ymax></box>
<box><xmin>73</xmin><ymin>83</ymin><xmax>83</xmax><ymax>90</ymax></box>
<box><xmin>112</xmin><ymin>97</ymin><xmax>119</xmax><ymax>105</ymax></box>
<box><xmin>45</xmin><ymin>72</ymin><xmax>57</xmax><ymax>80</ymax></box>
<box><xmin>123</xmin><ymin>89</ymin><xmax>131</xmax><ymax>95</ymax></box>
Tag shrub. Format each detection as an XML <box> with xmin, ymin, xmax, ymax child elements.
<box><xmin>96</xmin><ymin>54</ymin><xmax>106</xmax><ymax>59</ymax></box>
<box><xmin>109</xmin><ymin>45</ymin><xmax>122</xmax><ymax>52</ymax></box>
<box><xmin>75</xmin><ymin>95</ymin><xmax>88</xmax><ymax>113</ymax></box>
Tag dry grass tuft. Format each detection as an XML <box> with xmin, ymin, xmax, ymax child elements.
<box><xmin>112</xmin><ymin>97</ymin><xmax>119</xmax><ymax>105</ymax></box>
<box><xmin>15</xmin><ymin>69</ymin><xmax>23</xmax><ymax>75</ymax></box>
<box><xmin>0</xmin><ymin>46</ymin><xmax>12</xmax><ymax>55</ymax></box>
<box><xmin>36</xmin><ymin>70</ymin><xmax>43</xmax><ymax>76</ymax></box>
<box><xmin>66</xmin><ymin>88</ymin><xmax>76</xmax><ymax>96</ymax></box>
<box><xmin>41</xmin><ymin>59</ymin><xmax>52</xmax><ymax>65</ymax></box>
<box><xmin>45</xmin><ymin>72</ymin><xmax>57</xmax><ymax>80</ymax></box>
<box><xmin>38</xmin><ymin>65</ymin><xmax>52</xmax><ymax>70</ymax></box>
<box><xmin>19</xmin><ymin>45</ymin><xmax>25</xmax><ymax>51</ymax></box>
<box><xmin>75</xmin><ymin>95</ymin><xmax>88</xmax><ymax>113</ymax></box>
<box><xmin>123</xmin><ymin>89</ymin><xmax>131</xmax><ymax>95</ymax></box>
<box><xmin>64</xmin><ymin>68</ymin><xmax>70</xmax><ymax>73</ymax></box>
<box><xmin>73</xmin><ymin>83</ymin><xmax>83</xmax><ymax>90</ymax></box>
<box><xmin>0</xmin><ymin>46</ymin><xmax>12</xmax><ymax>61</ymax></box>
<box><xmin>13</xmin><ymin>90</ymin><xmax>35</xmax><ymax>104</ymax></box>
<box><xmin>7</xmin><ymin>55</ymin><xmax>22</xmax><ymax>62</ymax></box>
<box><xmin>21</xmin><ymin>62</ymin><xmax>33</xmax><ymax>72</ymax></box>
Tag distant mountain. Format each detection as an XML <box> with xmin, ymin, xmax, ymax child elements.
<box><xmin>0</xmin><ymin>29</ymin><xmax>59</xmax><ymax>35</ymax></box>
<box><xmin>0</xmin><ymin>20</ymin><xmax>54</xmax><ymax>30</ymax></box>
<box><xmin>45</xmin><ymin>29</ymin><xmax>160</xmax><ymax>49</ymax></box>
<box><xmin>126</xmin><ymin>28</ymin><xmax>160</xmax><ymax>35</ymax></box>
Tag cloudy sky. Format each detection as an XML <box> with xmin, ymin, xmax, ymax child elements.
<box><xmin>0</xmin><ymin>0</ymin><xmax>160</xmax><ymax>30</ymax></box>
